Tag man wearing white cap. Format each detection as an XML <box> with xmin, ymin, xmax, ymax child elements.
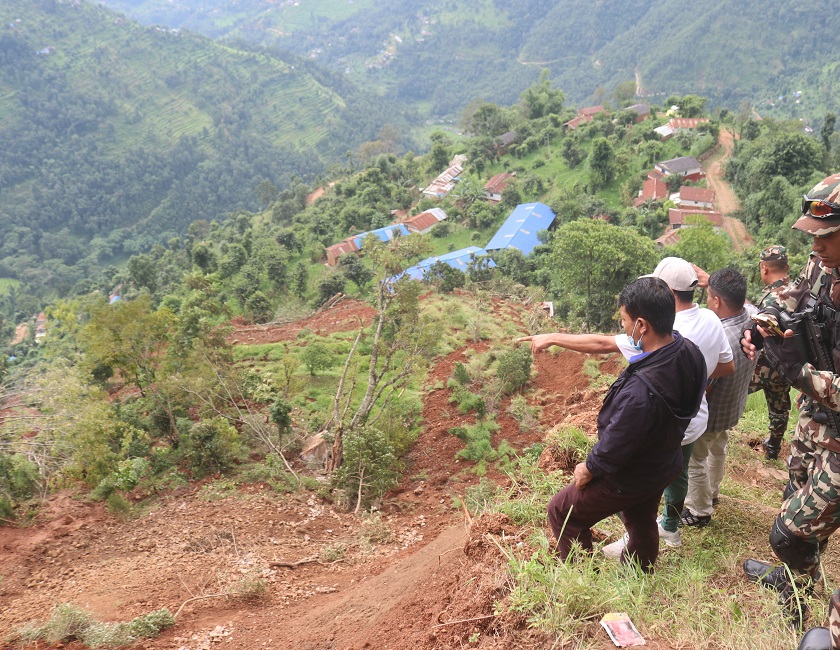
<box><xmin>519</xmin><ymin>256</ymin><xmax>734</xmax><ymax>553</ymax></box>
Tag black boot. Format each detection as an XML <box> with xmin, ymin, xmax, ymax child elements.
<box><xmin>798</xmin><ymin>627</ymin><xmax>831</xmax><ymax>650</ymax></box>
<box><xmin>763</xmin><ymin>435</ymin><xmax>783</xmax><ymax>460</ymax></box>
<box><xmin>743</xmin><ymin>558</ymin><xmax>791</xmax><ymax>592</ymax></box>
<box><xmin>781</xmin><ymin>586</ymin><xmax>810</xmax><ymax>629</ymax></box>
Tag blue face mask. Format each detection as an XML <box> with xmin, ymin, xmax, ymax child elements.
<box><xmin>627</xmin><ymin>320</ymin><xmax>643</xmax><ymax>352</ymax></box>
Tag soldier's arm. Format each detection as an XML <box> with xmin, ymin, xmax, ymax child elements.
<box><xmin>762</xmin><ymin>255</ymin><xmax>818</xmax><ymax>313</ymax></box>
<box><xmin>791</xmin><ymin>365</ymin><xmax>840</xmax><ymax>412</ymax></box>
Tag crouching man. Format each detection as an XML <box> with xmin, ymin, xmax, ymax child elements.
<box><xmin>542</xmin><ymin>277</ymin><xmax>707</xmax><ymax>570</ymax></box>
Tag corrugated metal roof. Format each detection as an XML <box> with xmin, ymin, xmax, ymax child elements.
<box><xmin>402</xmin><ymin>246</ymin><xmax>495</xmax><ymax>280</ymax></box>
<box><xmin>657</xmin><ymin>156</ymin><xmax>702</xmax><ymax>175</ymax></box>
<box><xmin>484</xmin><ymin>173</ymin><xmax>514</xmax><ymax>194</ymax></box>
<box><xmin>351</xmin><ymin>224</ymin><xmax>410</xmax><ymax>249</ymax></box>
<box><xmin>484</xmin><ymin>203</ymin><xmax>556</xmax><ymax>255</ymax></box>
<box><xmin>669</xmin><ymin>208</ymin><xmax>723</xmax><ymax>228</ymax></box>
<box><xmin>678</xmin><ymin>186</ymin><xmax>716</xmax><ymax>203</ymax></box>
<box><xmin>404</xmin><ymin>211</ymin><xmax>441</xmax><ymax>233</ymax></box>
<box><xmin>669</xmin><ymin>118</ymin><xmax>710</xmax><ymax>129</ymax></box>
<box><xmin>578</xmin><ymin>105</ymin><xmax>606</xmax><ymax>117</ymax></box>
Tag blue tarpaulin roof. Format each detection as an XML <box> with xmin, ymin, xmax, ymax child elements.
<box><xmin>351</xmin><ymin>224</ymin><xmax>410</xmax><ymax>250</ymax></box>
<box><xmin>484</xmin><ymin>202</ymin><xmax>556</xmax><ymax>255</ymax></box>
<box><xmin>402</xmin><ymin>246</ymin><xmax>495</xmax><ymax>280</ymax></box>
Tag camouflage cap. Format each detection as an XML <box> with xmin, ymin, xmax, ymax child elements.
<box><xmin>793</xmin><ymin>173</ymin><xmax>840</xmax><ymax>236</ymax></box>
<box><xmin>760</xmin><ymin>245</ymin><xmax>788</xmax><ymax>263</ymax></box>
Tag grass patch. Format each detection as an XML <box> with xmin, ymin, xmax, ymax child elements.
<box><xmin>479</xmin><ymin>382</ymin><xmax>827</xmax><ymax>648</ymax></box>
<box><xmin>16</xmin><ymin>604</ymin><xmax>174</xmax><ymax>647</ymax></box>
<box><xmin>483</xmin><ymin>447</ymin><xmax>819</xmax><ymax>649</ymax></box>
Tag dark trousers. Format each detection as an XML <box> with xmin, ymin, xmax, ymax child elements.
<box><xmin>547</xmin><ymin>475</ymin><xmax>674</xmax><ymax>570</ymax></box>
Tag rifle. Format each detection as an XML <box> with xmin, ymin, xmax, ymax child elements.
<box><xmin>776</xmin><ymin>306</ymin><xmax>840</xmax><ymax>437</ymax></box>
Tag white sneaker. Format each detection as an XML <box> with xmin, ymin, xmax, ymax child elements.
<box><xmin>601</xmin><ymin>533</ymin><xmax>628</xmax><ymax>559</ymax></box>
<box><xmin>657</xmin><ymin>517</ymin><xmax>682</xmax><ymax>547</ymax></box>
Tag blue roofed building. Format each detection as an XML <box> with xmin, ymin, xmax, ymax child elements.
<box><xmin>484</xmin><ymin>202</ymin><xmax>556</xmax><ymax>255</ymax></box>
<box><xmin>402</xmin><ymin>246</ymin><xmax>495</xmax><ymax>280</ymax></box>
<box><xmin>351</xmin><ymin>224</ymin><xmax>410</xmax><ymax>250</ymax></box>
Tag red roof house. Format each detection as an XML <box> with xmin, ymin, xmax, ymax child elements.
<box><xmin>674</xmin><ymin>186</ymin><xmax>716</xmax><ymax>210</ymax></box>
<box><xmin>669</xmin><ymin>208</ymin><xmax>723</xmax><ymax>229</ymax></box>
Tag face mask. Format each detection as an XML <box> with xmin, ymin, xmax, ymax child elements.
<box><xmin>627</xmin><ymin>320</ymin><xmax>643</xmax><ymax>352</ymax></box>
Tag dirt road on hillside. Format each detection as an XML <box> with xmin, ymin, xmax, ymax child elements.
<box><xmin>705</xmin><ymin>129</ymin><xmax>754</xmax><ymax>252</ymax></box>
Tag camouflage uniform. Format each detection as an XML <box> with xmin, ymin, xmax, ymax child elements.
<box><xmin>749</xmin><ymin>273</ymin><xmax>793</xmax><ymax>442</ymax></box>
<box><xmin>763</xmin><ymin>253</ymin><xmax>840</xmax><ymax>581</ymax></box>
<box><xmin>744</xmin><ymin>175</ymin><xmax>840</xmax><ymax>633</ymax></box>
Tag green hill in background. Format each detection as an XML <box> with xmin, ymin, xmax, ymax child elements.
<box><xmin>0</xmin><ymin>0</ymin><xmax>414</xmax><ymax>296</ymax></box>
<box><xmin>95</xmin><ymin>0</ymin><xmax>840</xmax><ymax>123</ymax></box>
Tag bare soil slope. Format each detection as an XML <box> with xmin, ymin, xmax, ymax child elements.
<box><xmin>0</xmin><ymin>299</ymin><xmax>775</xmax><ymax>649</ymax></box>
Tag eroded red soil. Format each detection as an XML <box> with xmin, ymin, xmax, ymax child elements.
<box><xmin>0</xmin><ymin>299</ymin><xmax>778</xmax><ymax>649</ymax></box>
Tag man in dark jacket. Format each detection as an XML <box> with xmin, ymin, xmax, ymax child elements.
<box><xmin>545</xmin><ymin>277</ymin><xmax>707</xmax><ymax>570</ymax></box>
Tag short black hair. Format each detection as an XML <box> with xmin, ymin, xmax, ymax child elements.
<box><xmin>673</xmin><ymin>289</ymin><xmax>695</xmax><ymax>305</ymax></box>
<box><xmin>708</xmin><ymin>267</ymin><xmax>747</xmax><ymax>311</ymax></box>
<box><xmin>761</xmin><ymin>259</ymin><xmax>789</xmax><ymax>273</ymax></box>
<box><xmin>619</xmin><ymin>277</ymin><xmax>675</xmax><ymax>336</ymax></box>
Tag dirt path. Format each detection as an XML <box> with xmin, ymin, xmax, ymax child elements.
<box><xmin>704</xmin><ymin>129</ymin><xmax>754</xmax><ymax>252</ymax></box>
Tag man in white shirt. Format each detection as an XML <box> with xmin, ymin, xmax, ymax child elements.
<box><xmin>520</xmin><ymin>257</ymin><xmax>734</xmax><ymax>551</ymax></box>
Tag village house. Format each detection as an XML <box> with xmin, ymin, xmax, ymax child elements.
<box><xmin>654</xmin><ymin>124</ymin><xmax>675</xmax><ymax>140</ymax></box>
<box><xmin>672</xmin><ymin>185</ymin><xmax>715</xmax><ymax>211</ymax></box>
<box><xmin>655</xmin><ymin>229</ymin><xmax>683</xmax><ymax>248</ymax></box>
<box><xmin>625</xmin><ymin>103</ymin><xmax>651</xmax><ymax>123</ymax></box>
<box><xmin>655</xmin><ymin>156</ymin><xmax>705</xmax><ymax>182</ymax></box>
<box><xmin>633</xmin><ymin>172</ymin><xmax>670</xmax><ymax>207</ymax></box>
<box><xmin>402</xmin><ymin>208</ymin><xmax>448</xmax><ymax>234</ymax></box>
<box><xmin>484</xmin><ymin>202</ymin><xmax>556</xmax><ymax>256</ymax></box>
<box><xmin>668</xmin><ymin>208</ymin><xmax>723</xmax><ymax>230</ymax></box>
<box><xmin>483</xmin><ymin>172</ymin><xmax>515</xmax><ymax>203</ymax></box>
<box><xmin>422</xmin><ymin>154</ymin><xmax>467</xmax><ymax>200</ymax></box>
<box><xmin>669</xmin><ymin>117</ymin><xmax>711</xmax><ymax>130</ymax></box>
<box><xmin>495</xmin><ymin>132</ymin><xmax>519</xmax><ymax>155</ymax></box>
<box><xmin>325</xmin><ymin>239</ymin><xmax>360</xmax><ymax>267</ymax></box>
<box><xmin>563</xmin><ymin>105</ymin><xmax>607</xmax><ymax>131</ymax></box>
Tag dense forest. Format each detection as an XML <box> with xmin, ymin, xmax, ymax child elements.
<box><xmin>0</xmin><ymin>0</ymin><xmax>415</xmax><ymax>309</ymax></box>
<box><xmin>96</xmin><ymin>0</ymin><xmax>840</xmax><ymax>123</ymax></box>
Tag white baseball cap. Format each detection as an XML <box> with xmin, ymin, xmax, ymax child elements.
<box><xmin>642</xmin><ymin>257</ymin><xmax>698</xmax><ymax>291</ymax></box>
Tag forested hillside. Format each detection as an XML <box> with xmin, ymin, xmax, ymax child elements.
<box><xmin>96</xmin><ymin>0</ymin><xmax>840</xmax><ymax>123</ymax></box>
<box><xmin>0</xmin><ymin>0</ymin><xmax>413</xmax><ymax>301</ymax></box>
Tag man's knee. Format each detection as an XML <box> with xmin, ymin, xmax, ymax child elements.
<box><xmin>770</xmin><ymin>516</ymin><xmax>820</xmax><ymax>573</ymax></box>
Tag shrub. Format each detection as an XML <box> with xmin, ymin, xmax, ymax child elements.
<box><xmin>0</xmin><ymin>453</ymin><xmax>41</xmax><ymax>518</ymax></box>
<box><xmin>507</xmin><ymin>394</ymin><xmax>541</xmax><ymax>432</ymax></box>
<box><xmin>450</xmin><ymin>385</ymin><xmax>487</xmax><ymax>418</ymax></box>
<box><xmin>16</xmin><ymin>603</ymin><xmax>175</xmax><ymax>647</ymax></box>
<box><xmin>450</xmin><ymin>420</ymin><xmax>501</xmax><ymax>470</ymax></box>
<box><xmin>451</xmin><ymin>362</ymin><xmax>471</xmax><ymax>386</ymax></box>
<box><xmin>183</xmin><ymin>418</ymin><xmax>244</xmax><ymax>477</ymax></box>
<box><xmin>496</xmin><ymin>345</ymin><xmax>532</xmax><ymax>394</ymax></box>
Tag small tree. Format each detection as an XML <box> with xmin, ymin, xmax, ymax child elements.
<box><xmin>334</xmin><ymin>425</ymin><xmax>399</xmax><ymax>512</ymax></box>
<box><xmin>324</xmin><ymin>234</ymin><xmax>434</xmax><ymax>473</ymax></box>
<box><xmin>300</xmin><ymin>342</ymin><xmax>334</xmax><ymax>376</ymax></box>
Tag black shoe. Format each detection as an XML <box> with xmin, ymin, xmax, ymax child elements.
<box><xmin>712</xmin><ymin>497</ymin><xmax>720</xmax><ymax>506</ymax></box>
<box><xmin>798</xmin><ymin>626</ymin><xmax>831</xmax><ymax>650</ymax></box>
<box><xmin>680</xmin><ymin>508</ymin><xmax>711</xmax><ymax>527</ymax></box>
<box><xmin>743</xmin><ymin>559</ymin><xmax>791</xmax><ymax>592</ymax></box>
<box><xmin>763</xmin><ymin>437</ymin><xmax>782</xmax><ymax>460</ymax></box>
